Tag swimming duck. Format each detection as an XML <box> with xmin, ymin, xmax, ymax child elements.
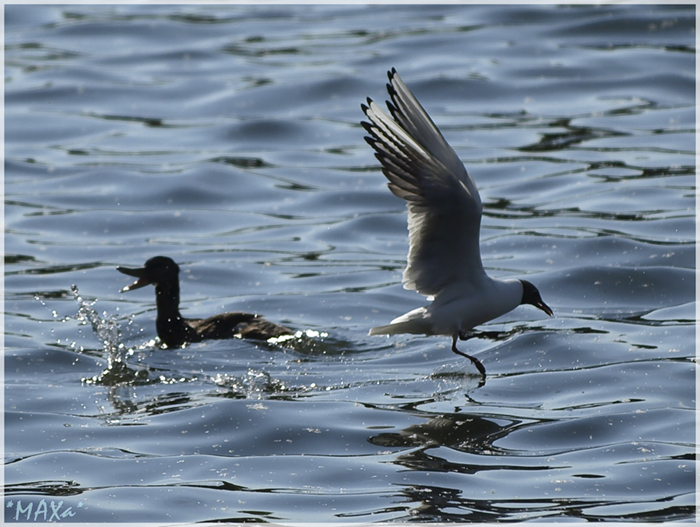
<box><xmin>117</xmin><ymin>256</ymin><xmax>293</xmax><ymax>348</ymax></box>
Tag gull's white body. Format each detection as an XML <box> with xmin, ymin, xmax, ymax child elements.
<box><xmin>370</xmin><ymin>277</ymin><xmax>523</xmax><ymax>337</ymax></box>
<box><xmin>363</xmin><ymin>69</ymin><xmax>530</xmax><ymax>340</ymax></box>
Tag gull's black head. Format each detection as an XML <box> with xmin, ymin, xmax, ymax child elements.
<box><xmin>117</xmin><ymin>256</ymin><xmax>180</xmax><ymax>292</ymax></box>
<box><xmin>519</xmin><ymin>280</ymin><xmax>553</xmax><ymax>317</ymax></box>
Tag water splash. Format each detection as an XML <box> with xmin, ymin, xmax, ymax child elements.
<box><xmin>209</xmin><ymin>368</ymin><xmax>324</xmax><ymax>400</ymax></box>
<box><xmin>72</xmin><ymin>285</ymin><xmax>127</xmax><ymax>362</ymax></box>
<box><xmin>70</xmin><ymin>285</ymin><xmax>148</xmax><ymax>385</ymax></box>
<box><xmin>57</xmin><ymin>287</ymin><xmax>332</xmax><ymax>393</ymax></box>
<box><xmin>211</xmin><ymin>369</ymin><xmax>289</xmax><ymax>398</ymax></box>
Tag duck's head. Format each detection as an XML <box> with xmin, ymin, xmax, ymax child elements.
<box><xmin>519</xmin><ymin>280</ymin><xmax>554</xmax><ymax>317</ymax></box>
<box><xmin>117</xmin><ymin>256</ymin><xmax>180</xmax><ymax>292</ymax></box>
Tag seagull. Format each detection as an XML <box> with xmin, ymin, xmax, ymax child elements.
<box><xmin>362</xmin><ymin>68</ymin><xmax>553</xmax><ymax>376</ymax></box>
<box><xmin>117</xmin><ymin>256</ymin><xmax>293</xmax><ymax>348</ymax></box>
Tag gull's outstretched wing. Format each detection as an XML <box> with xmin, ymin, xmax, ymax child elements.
<box><xmin>362</xmin><ymin>68</ymin><xmax>484</xmax><ymax>297</ymax></box>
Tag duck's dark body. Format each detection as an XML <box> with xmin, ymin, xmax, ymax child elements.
<box><xmin>118</xmin><ymin>256</ymin><xmax>292</xmax><ymax>348</ymax></box>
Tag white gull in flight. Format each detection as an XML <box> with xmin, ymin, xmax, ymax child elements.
<box><xmin>362</xmin><ymin>68</ymin><xmax>553</xmax><ymax>377</ymax></box>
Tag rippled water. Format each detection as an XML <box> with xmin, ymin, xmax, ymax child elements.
<box><xmin>5</xmin><ymin>4</ymin><xmax>696</xmax><ymax>523</ymax></box>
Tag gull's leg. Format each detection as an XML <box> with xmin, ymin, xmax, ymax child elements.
<box><xmin>451</xmin><ymin>334</ymin><xmax>486</xmax><ymax>377</ymax></box>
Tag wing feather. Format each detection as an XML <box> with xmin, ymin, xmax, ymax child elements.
<box><xmin>362</xmin><ymin>69</ymin><xmax>484</xmax><ymax>297</ymax></box>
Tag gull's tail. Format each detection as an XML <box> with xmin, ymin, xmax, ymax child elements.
<box><xmin>369</xmin><ymin>307</ymin><xmax>432</xmax><ymax>336</ymax></box>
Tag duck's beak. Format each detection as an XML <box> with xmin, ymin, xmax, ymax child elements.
<box><xmin>116</xmin><ymin>266</ymin><xmax>151</xmax><ymax>292</ymax></box>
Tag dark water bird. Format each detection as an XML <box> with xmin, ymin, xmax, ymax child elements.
<box><xmin>117</xmin><ymin>256</ymin><xmax>293</xmax><ymax>348</ymax></box>
<box><xmin>362</xmin><ymin>69</ymin><xmax>553</xmax><ymax>376</ymax></box>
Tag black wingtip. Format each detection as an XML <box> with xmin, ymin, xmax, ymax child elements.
<box><xmin>360</xmin><ymin>121</ymin><xmax>375</xmax><ymax>135</ymax></box>
<box><xmin>385</xmin><ymin>75</ymin><xmax>401</xmax><ymax>108</ymax></box>
<box><xmin>386</xmin><ymin>99</ymin><xmax>400</xmax><ymax>120</ymax></box>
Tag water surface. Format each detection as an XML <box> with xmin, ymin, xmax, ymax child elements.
<box><xmin>5</xmin><ymin>4</ymin><xmax>696</xmax><ymax>523</ymax></box>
